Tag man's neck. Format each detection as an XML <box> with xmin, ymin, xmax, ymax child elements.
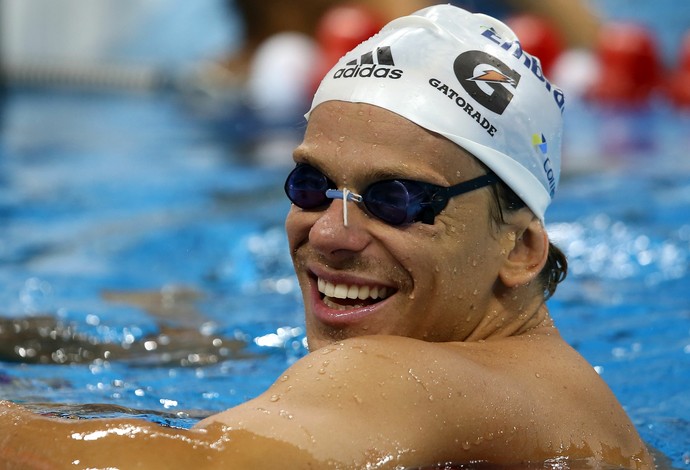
<box><xmin>464</xmin><ymin>295</ymin><xmax>553</xmax><ymax>341</ymax></box>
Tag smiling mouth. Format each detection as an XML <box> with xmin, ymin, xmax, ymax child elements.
<box><xmin>317</xmin><ymin>277</ymin><xmax>394</xmax><ymax>310</ymax></box>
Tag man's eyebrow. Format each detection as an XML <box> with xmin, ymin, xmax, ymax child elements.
<box><xmin>290</xmin><ymin>148</ymin><xmax>447</xmax><ymax>185</ymax></box>
<box><xmin>366</xmin><ymin>166</ymin><xmax>448</xmax><ymax>185</ymax></box>
<box><xmin>366</xmin><ymin>167</ymin><xmax>409</xmax><ymax>181</ymax></box>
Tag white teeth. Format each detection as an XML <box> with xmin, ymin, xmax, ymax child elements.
<box><xmin>347</xmin><ymin>285</ymin><xmax>359</xmax><ymax>299</ymax></box>
<box><xmin>317</xmin><ymin>278</ymin><xmax>391</xmax><ymax>301</ymax></box>
<box><xmin>324</xmin><ymin>281</ymin><xmax>335</xmax><ymax>297</ymax></box>
<box><xmin>334</xmin><ymin>284</ymin><xmax>348</xmax><ymax>299</ymax></box>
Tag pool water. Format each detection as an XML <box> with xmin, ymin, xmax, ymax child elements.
<box><xmin>0</xmin><ymin>89</ymin><xmax>689</xmax><ymax>467</ymax></box>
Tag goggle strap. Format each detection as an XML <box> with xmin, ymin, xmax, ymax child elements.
<box><xmin>446</xmin><ymin>173</ymin><xmax>499</xmax><ymax>198</ymax></box>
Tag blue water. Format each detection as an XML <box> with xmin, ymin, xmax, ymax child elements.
<box><xmin>0</xmin><ymin>88</ymin><xmax>689</xmax><ymax>467</ymax></box>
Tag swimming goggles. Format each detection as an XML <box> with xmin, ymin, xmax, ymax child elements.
<box><xmin>284</xmin><ymin>163</ymin><xmax>499</xmax><ymax>226</ymax></box>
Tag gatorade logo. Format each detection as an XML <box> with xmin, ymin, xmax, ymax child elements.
<box><xmin>333</xmin><ymin>46</ymin><xmax>403</xmax><ymax>80</ymax></box>
<box><xmin>453</xmin><ymin>50</ymin><xmax>521</xmax><ymax>115</ymax></box>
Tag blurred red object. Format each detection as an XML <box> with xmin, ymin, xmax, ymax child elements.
<box><xmin>311</xmin><ymin>4</ymin><xmax>384</xmax><ymax>92</ymax></box>
<box><xmin>506</xmin><ymin>14</ymin><xmax>565</xmax><ymax>76</ymax></box>
<box><xmin>666</xmin><ymin>30</ymin><xmax>690</xmax><ymax>107</ymax></box>
<box><xmin>588</xmin><ymin>22</ymin><xmax>662</xmax><ymax>105</ymax></box>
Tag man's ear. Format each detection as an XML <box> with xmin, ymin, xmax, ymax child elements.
<box><xmin>498</xmin><ymin>217</ymin><xmax>549</xmax><ymax>288</ymax></box>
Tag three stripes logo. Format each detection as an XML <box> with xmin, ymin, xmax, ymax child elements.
<box><xmin>333</xmin><ymin>46</ymin><xmax>403</xmax><ymax>80</ymax></box>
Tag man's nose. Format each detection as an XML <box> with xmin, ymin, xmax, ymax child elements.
<box><xmin>308</xmin><ymin>196</ymin><xmax>372</xmax><ymax>260</ymax></box>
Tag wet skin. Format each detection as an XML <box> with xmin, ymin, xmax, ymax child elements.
<box><xmin>0</xmin><ymin>102</ymin><xmax>653</xmax><ymax>468</ymax></box>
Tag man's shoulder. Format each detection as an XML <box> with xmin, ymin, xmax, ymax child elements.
<box><xmin>204</xmin><ymin>332</ymin><xmax>650</xmax><ymax>467</ymax></box>
<box><xmin>293</xmin><ymin>331</ymin><xmax>596</xmax><ymax>405</ymax></box>
<box><xmin>298</xmin><ymin>332</ymin><xmax>618</xmax><ymax>429</ymax></box>
<box><xmin>307</xmin><ymin>329</ymin><xmax>576</xmax><ymax>368</ymax></box>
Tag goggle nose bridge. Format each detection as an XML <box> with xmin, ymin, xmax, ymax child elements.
<box><xmin>325</xmin><ymin>188</ymin><xmax>363</xmax><ymax>227</ymax></box>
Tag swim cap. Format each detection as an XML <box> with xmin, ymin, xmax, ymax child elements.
<box><xmin>307</xmin><ymin>4</ymin><xmax>564</xmax><ymax>221</ymax></box>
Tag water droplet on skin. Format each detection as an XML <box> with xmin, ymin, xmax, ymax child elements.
<box><xmin>317</xmin><ymin>368</ymin><xmax>326</xmax><ymax>375</ymax></box>
<box><xmin>279</xmin><ymin>410</ymin><xmax>294</xmax><ymax>419</ymax></box>
<box><xmin>338</xmin><ymin>136</ymin><xmax>345</xmax><ymax>142</ymax></box>
<box><xmin>280</xmin><ymin>375</ymin><xmax>289</xmax><ymax>382</ymax></box>
<box><xmin>462</xmin><ymin>441</ymin><xmax>471</xmax><ymax>451</ymax></box>
<box><xmin>535</xmin><ymin>373</ymin><xmax>541</xmax><ymax>379</ymax></box>
<box><xmin>408</xmin><ymin>293</ymin><xmax>415</xmax><ymax>300</ymax></box>
<box><xmin>269</xmin><ymin>394</ymin><xmax>281</xmax><ymax>402</ymax></box>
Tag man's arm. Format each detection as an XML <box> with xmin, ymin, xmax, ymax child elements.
<box><xmin>0</xmin><ymin>401</ymin><xmax>324</xmax><ymax>469</ymax></box>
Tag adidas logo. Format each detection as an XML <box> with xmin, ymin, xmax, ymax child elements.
<box><xmin>333</xmin><ymin>46</ymin><xmax>403</xmax><ymax>80</ymax></box>
<box><xmin>346</xmin><ymin>46</ymin><xmax>396</xmax><ymax>66</ymax></box>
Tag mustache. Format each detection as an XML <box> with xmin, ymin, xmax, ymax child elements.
<box><xmin>292</xmin><ymin>245</ymin><xmax>407</xmax><ymax>284</ymax></box>
<box><xmin>292</xmin><ymin>245</ymin><xmax>388</xmax><ymax>278</ymax></box>
<box><xmin>293</xmin><ymin>247</ymin><xmax>373</xmax><ymax>271</ymax></box>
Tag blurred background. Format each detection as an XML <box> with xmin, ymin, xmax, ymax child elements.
<box><xmin>1</xmin><ymin>0</ymin><xmax>688</xmax><ymax>116</ymax></box>
<box><xmin>0</xmin><ymin>0</ymin><xmax>689</xmax><ymax>467</ymax></box>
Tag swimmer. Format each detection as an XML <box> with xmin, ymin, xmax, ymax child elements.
<box><xmin>0</xmin><ymin>5</ymin><xmax>652</xmax><ymax>468</ymax></box>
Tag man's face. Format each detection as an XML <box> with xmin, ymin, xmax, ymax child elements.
<box><xmin>286</xmin><ymin>102</ymin><xmax>509</xmax><ymax>350</ymax></box>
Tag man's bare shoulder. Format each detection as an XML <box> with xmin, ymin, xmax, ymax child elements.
<box><xmin>200</xmin><ymin>331</ymin><xmax>652</xmax><ymax>468</ymax></box>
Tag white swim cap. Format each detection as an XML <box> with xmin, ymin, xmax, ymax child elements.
<box><xmin>307</xmin><ymin>4</ymin><xmax>565</xmax><ymax>221</ymax></box>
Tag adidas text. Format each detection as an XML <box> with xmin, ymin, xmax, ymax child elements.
<box><xmin>333</xmin><ymin>64</ymin><xmax>403</xmax><ymax>80</ymax></box>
